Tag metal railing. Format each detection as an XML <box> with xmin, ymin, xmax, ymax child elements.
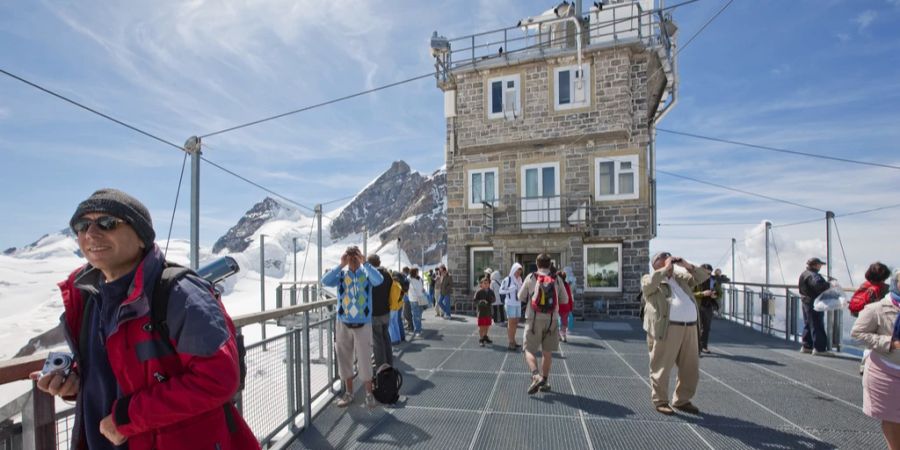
<box><xmin>720</xmin><ymin>281</ymin><xmax>854</xmax><ymax>353</ymax></box>
<box><xmin>444</xmin><ymin>2</ymin><xmax>671</xmax><ymax>73</ymax></box>
<box><xmin>483</xmin><ymin>193</ymin><xmax>593</xmax><ymax>233</ymax></box>
<box><xmin>0</xmin><ymin>290</ymin><xmax>339</xmax><ymax>450</ymax></box>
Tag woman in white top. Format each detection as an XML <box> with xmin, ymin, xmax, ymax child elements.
<box><xmin>407</xmin><ymin>267</ymin><xmax>428</xmax><ymax>336</ymax></box>
<box><xmin>499</xmin><ymin>262</ymin><xmax>524</xmax><ymax>351</ymax></box>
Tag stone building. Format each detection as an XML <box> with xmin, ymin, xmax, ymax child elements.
<box><xmin>431</xmin><ymin>0</ymin><xmax>678</xmax><ymax>317</ymax></box>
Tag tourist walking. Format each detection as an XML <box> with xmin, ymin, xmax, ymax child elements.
<box><xmin>368</xmin><ymin>254</ymin><xmax>394</xmax><ymax>368</ymax></box>
<box><xmin>798</xmin><ymin>257</ymin><xmax>832</xmax><ymax>356</ymax></box>
<box><xmin>322</xmin><ymin>246</ymin><xmax>384</xmax><ymax>408</ymax></box>
<box><xmin>500</xmin><ymin>262</ymin><xmax>524</xmax><ymax>351</ymax></box>
<box><xmin>475</xmin><ymin>276</ymin><xmax>495</xmax><ymax>346</ymax></box>
<box><xmin>388</xmin><ymin>271</ymin><xmax>406</xmax><ymax>344</ymax></box>
<box><xmin>437</xmin><ymin>265</ymin><xmax>453</xmax><ymax>319</ymax></box>
<box><xmin>693</xmin><ymin>263</ymin><xmax>722</xmax><ymax>354</ymax></box>
<box><xmin>641</xmin><ymin>251</ymin><xmax>710</xmax><ymax>415</ymax></box>
<box><xmin>490</xmin><ymin>268</ymin><xmax>506</xmax><ymax>327</ymax></box>
<box><xmin>402</xmin><ymin>267</ymin><xmax>414</xmax><ymax>332</ymax></box>
<box><xmin>558</xmin><ymin>268</ymin><xmax>574</xmax><ymax>342</ymax></box>
<box><xmin>850</xmin><ymin>269</ymin><xmax>900</xmax><ymax>449</ymax></box>
<box><xmin>518</xmin><ymin>254</ymin><xmax>569</xmax><ymax>394</ymax></box>
<box><xmin>407</xmin><ymin>267</ymin><xmax>427</xmax><ymax>336</ymax></box>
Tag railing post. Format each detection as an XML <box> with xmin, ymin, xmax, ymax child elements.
<box><xmin>327</xmin><ymin>315</ymin><xmax>336</xmax><ymax>394</ymax></box>
<box><xmin>286</xmin><ymin>325</ymin><xmax>296</xmax><ymax>432</ymax></box>
<box><xmin>22</xmin><ymin>383</ymin><xmax>54</xmax><ymax>450</ymax></box>
<box><xmin>235</xmin><ymin>327</ymin><xmax>244</xmax><ymax>414</ymax></box>
<box><xmin>301</xmin><ymin>311</ymin><xmax>312</xmax><ymax>429</ymax></box>
<box><xmin>290</xmin><ymin>284</ymin><xmax>297</xmax><ymax>306</ymax></box>
<box><xmin>276</xmin><ymin>285</ymin><xmax>283</xmax><ymax>309</ymax></box>
<box><xmin>784</xmin><ymin>287</ymin><xmax>791</xmax><ymax>341</ymax></box>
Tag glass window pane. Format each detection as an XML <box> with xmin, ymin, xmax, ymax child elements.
<box><xmin>473</xmin><ymin>250</ymin><xmax>493</xmax><ymax>288</ymax></box>
<box><xmin>542</xmin><ymin>167</ymin><xmax>555</xmax><ymax>197</ymax></box>
<box><xmin>620</xmin><ymin>161</ymin><xmax>632</xmax><ymax>170</ymax></box>
<box><xmin>525</xmin><ymin>169</ymin><xmax>538</xmax><ymax>198</ymax></box>
<box><xmin>484</xmin><ymin>171</ymin><xmax>495</xmax><ymax>202</ymax></box>
<box><xmin>558</xmin><ymin>70</ymin><xmax>570</xmax><ymax>104</ymax></box>
<box><xmin>598</xmin><ymin>162</ymin><xmax>614</xmax><ymax>195</ymax></box>
<box><xmin>472</xmin><ymin>172</ymin><xmax>482</xmax><ymax>204</ymax></box>
<box><xmin>491</xmin><ymin>81</ymin><xmax>503</xmax><ymax>114</ymax></box>
<box><xmin>586</xmin><ymin>246</ymin><xmax>620</xmax><ymax>289</ymax></box>
<box><xmin>619</xmin><ymin>172</ymin><xmax>634</xmax><ymax>194</ymax></box>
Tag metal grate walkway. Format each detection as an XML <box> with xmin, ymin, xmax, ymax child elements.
<box><xmin>289</xmin><ymin>313</ymin><xmax>882</xmax><ymax>449</ymax></box>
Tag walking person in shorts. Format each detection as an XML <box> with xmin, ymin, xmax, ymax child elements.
<box><xmin>518</xmin><ymin>254</ymin><xmax>569</xmax><ymax>394</ymax></box>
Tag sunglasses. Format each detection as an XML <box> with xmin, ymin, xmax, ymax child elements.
<box><xmin>72</xmin><ymin>216</ymin><xmax>126</xmax><ymax>234</ymax></box>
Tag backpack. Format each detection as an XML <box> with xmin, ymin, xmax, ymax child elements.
<box><xmin>151</xmin><ymin>263</ymin><xmax>247</xmax><ymax>392</ymax></box>
<box><xmin>848</xmin><ymin>283</ymin><xmax>885</xmax><ymax>317</ymax></box>
<box><xmin>530</xmin><ymin>273</ymin><xmax>557</xmax><ymax>314</ymax></box>
<box><xmin>372</xmin><ymin>364</ymin><xmax>403</xmax><ymax>404</ymax></box>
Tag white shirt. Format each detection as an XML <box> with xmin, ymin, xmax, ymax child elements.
<box><xmin>666</xmin><ymin>277</ymin><xmax>698</xmax><ymax>322</ymax></box>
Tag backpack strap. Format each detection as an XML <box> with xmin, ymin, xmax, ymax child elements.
<box><xmin>151</xmin><ymin>263</ymin><xmax>193</xmax><ymax>353</ymax></box>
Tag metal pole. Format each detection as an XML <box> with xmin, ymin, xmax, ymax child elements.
<box><xmin>825</xmin><ymin>210</ymin><xmax>839</xmax><ymax>351</ymax></box>
<box><xmin>185</xmin><ymin>136</ymin><xmax>202</xmax><ymax>270</ymax></box>
<box><xmin>301</xmin><ymin>311</ymin><xmax>312</xmax><ymax>429</ymax></box>
<box><xmin>764</xmin><ymin>221</ymin><xmax>771</xmax><ymax>332</ymax></box>
<box><xmin>260</xmin><ymin>234</ymin><xmax>266</xmax><ymax>345</ymax></box>
<box><xmin>764</xmin><ymin>221</ymin><xmax>771</xmax><ymax>287</ymax></box>
<box><xmin>316</xmin><ymin>204</ymin><xmax>323</xmax><ymax>301</ymax></box>
<box><xmin>362</xmin><ymin>224</ymin><xmax>367</xmax><ymax>257</ymax></box>
<box><xmin>293</xmin><ymin>237</ymin><xmax>298</xmax><ymax>285</ymax></box>
<box><xmin>398</xmin><ymin>237</ymin><xmax>402</xmax><ymax>272</ymax></box>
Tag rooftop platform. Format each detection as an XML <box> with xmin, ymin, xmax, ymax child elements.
<box><xmin>290</xmin><ymin>314</ymin><xmax>879</xmax><ymax>449</ymax></box>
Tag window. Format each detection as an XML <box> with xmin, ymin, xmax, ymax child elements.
<box><xmin>468</xmin><ymin>168</ymin><xmax>499</xmax><ymax>208</ymax></box>
<box><xmin>584</xmin><ymin>244</ymin><xmax>622</xmax><ymax>292</ymax></box>
<box><xmin>521</xmin><ymin>162</ymin><xmax>561</xmax><ymax>229</ymax></box>
<box><xmin>595</xmin><ymin>155</ymin><xmax>639</xmax><ymax>200</ymax></box>
<box><xmin>487</xmin><ymin>74</ymin><xmax>521</xmax><ymax>119</ymax></box>
<box><xmin>470</xmin><ymin>247</ymin><xmax>494</xmax><ymax>291</ymax></box>
<box><xmin>554</xmin><ymin>64</ymin><xmax>591</xmax><ymax>110</ymax></box>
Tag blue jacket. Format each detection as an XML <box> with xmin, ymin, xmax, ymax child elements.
<box><xmin>322</xmin><ymin>262</ymin><xmax>384</xmax><ymax>324</ymax></box>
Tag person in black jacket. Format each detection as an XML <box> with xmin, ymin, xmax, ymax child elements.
<box><xmin>798</xmin><ymin>257</ymin><xmax>832</xmax><ymax>356</ymax></box>
<box><xmin>368</xmin><ymin>254</ymin><xmax>395</xmax><ymax>367</ymax></box>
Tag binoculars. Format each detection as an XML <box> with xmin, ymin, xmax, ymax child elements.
<box><xmin>196</xmin><ymin>256</ymin><xmax>240</xmax><ymax>285</ymax></box>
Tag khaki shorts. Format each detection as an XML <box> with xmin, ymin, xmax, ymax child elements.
<box><xmin>336</xmin><ymin>321</ymin><xmax>373</xmax><ymax>381</ymax></box>
<box><xmin>524</xmin><ymin>312</ymin><xmax>559</xmax><ymax>354</ymax></box>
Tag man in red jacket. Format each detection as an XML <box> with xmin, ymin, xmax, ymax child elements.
<box><xmin>31</xmin><ymin>189</ymin><xmax>258</xmax><ymax>450</ymax></box>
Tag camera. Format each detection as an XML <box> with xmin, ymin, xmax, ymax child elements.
<box><xmin>671</xmin><ymin>257</ymin><xmax>683</xmax><ymax>263</ymax></box>
<box><xmin>41</xmin><ymin>352</ymin><xmax>74</xmax><ymax>377</ymax></box>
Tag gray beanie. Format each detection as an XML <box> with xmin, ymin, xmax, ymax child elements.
<box><xmin>70</xmin><ymin>188</ymin><xmax>155</xmax><ymax>250</ymax></box>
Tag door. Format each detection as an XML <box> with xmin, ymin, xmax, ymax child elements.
<box><xmin>515</xmin><ymin>253</ymin><xmax>562</xmax><ymax>277</ymax></box>
<box><xmin>521</xmin><ymin>163</ymin><xmax>560</xmax><ymax>229</ymax></box>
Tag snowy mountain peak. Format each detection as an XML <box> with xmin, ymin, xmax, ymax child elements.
<box><xmin>212</xmin><ymin>197</ymin><xmax>304</xmax><ymax>254</ymax></box>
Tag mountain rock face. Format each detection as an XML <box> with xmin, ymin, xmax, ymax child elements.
<box><xmin>329</xmin><ymin>161</ymin><xmax>446</xmax><ymax>265</ymax></box>
<box><xmin>213</xmin><ymin>197</ymin><xmax>300</xmax><ymax>254</ymax></box>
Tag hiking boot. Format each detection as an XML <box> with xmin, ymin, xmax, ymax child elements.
<box><xmin>539</xmin><ymin>381</ymin><xmax>551</xmax><ymax>392</ymax></box>
<box><xmin>655</xmin><ymin>404</ymin><xmax>675</xmax><ymax>415</ymax></box>
<box><xmin>336</xmin><ymin>392</ymin><xmax>353</xmax><ymax>407</ymax></box>
<box><xmin>700</xmin><ymin>348</ymin><xmax>711</xmax><ymax>354</ymax></box>
<box><xmin>800</xmin><ymin>346</ymin><xmax>813</xmax><ymax>354</ymax></box>
<box><xmin>527</xmin><ymin>374</ymin><xmax>545</xmax><ymax>395</ymax></box>
<box><xmin>508</xmin><ymin>343</ymin><xmax>517</xmax><ymax>351</ymax></box>
<box><xmin>813</xmin><ymin>350</ymin><xmax>835</xmax><ymax>357</ymax></box>
<box><xmin>485</xmin><ymin>337</ymin><xmax>493</xmax><ymax>344</ymax></box>
<box><xmin>479</xmin><ymin>339</ymin><xmax>485</xmax><ymax>347</ymax></box>
<box><xmin>365</xmin><ymin>393</ymin><xmax>377</xmax><ymax>409</ymax></box>
<box><xmin>673</xmin><ymin>402</ymin><xmax>700</xmax><ymax>414</ymax></box>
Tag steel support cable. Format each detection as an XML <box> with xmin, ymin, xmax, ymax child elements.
<box><xmin>164</xmin><ymin>151</ymin><xmax>189</xmax><ymax>257</ymax></box>
<box><xmin>831</xmin><ymin>218</ymin><xmax>855</xmax><ymax>287</ymax></box>
<box><xmin>837</xmin><ymin>202</ymin><xmax>900</xmax><ymax>218</ymax></box>
<box><xmin>737</xmin><ymin>253</ymin><xmax>747</xmax><ymax>281</ymax></box>
<box><xmin>676</xmin><ymin>0</ymin><xmax>734</xmax><ymax>54</ymax></box>
<box><xmin>198</xmin><ymin>156</ymin><xmax>316</xmax><ymax>213</ymax></box>
<box><xmin>658</xmin><ymin>221</ymin><xmax>758</xmax><ymax>226</ymax></box>
<box><xmin>769</xmin><ymin>228</ymin><xmax>788</xmax><ymax>285</ymax></box>
<box><xmin>713</xmin><ymin>243</ymin><xmax>732</xmax><ymax>269</ymax></box>
<box><xmin>657</xmin><ymin>170</ymin><xmax>827</xmax><ymax>212</ymax></box>
<box><xmin>0</xmin><ymin>68</ymin><xmax>186</xmax><ymax>152</ymax></box>
<box><xmin>299</xmin><ymin>224</ymin><xmax>316</xmax><ymax>283</ymax></box>
<box><xmin>657</xmin><ymin>128</ymin><xmax>900</xmax><ymax>171</ymax></box>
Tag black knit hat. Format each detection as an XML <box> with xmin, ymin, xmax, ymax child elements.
<box><xmin>70</xmin><ymin>189</ymin><xmax>155</xmax><ymax>250</ymax></box>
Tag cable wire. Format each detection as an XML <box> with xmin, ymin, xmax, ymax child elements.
<box><xmin>769</xmin><ymin>229</ymin><xmax>787</xmax><ymax>285</ymax></box>
<box><xmin>199</xmin><ymin>156</ymin><xmax>316</xmax><ymax>213</ymax></box>
<box><xmin>676</xmin><ymin>0</ymin><xmax>734</xmax><ymax>54</ymax></box>
<box><xmin>299</xmin><ymin>224</ymin><xmax>316</xmax><ymax>282</ymax></box>
<box><xmin>0</xmin><ymin>68</ymin><xmax>185</xmax><ymax>152</ymax></box>
<box><xmin>832</xmin><ymin>218</ymin><xmax>855</xmax><ymax>287</ymax></box>
<box><xmin>657</xmin><ymin>128</ymin><xmax>900</xmax><ymax>171</ymax></box>
<box><xmin>657</xmin><ymin>169</ymin><xmax>827</xmax><ymax>212</ymax></box>
<box><xmin>163</xmin><ymin>151</ymin><xmax>189</xmax><ymax>257</ymax></box>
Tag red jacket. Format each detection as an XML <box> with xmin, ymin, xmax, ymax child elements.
<box><xmin>59</xmin><ymin>247</ymin><xmax>259</xmax><ymax>450</ymax></box>
<box><xmin>559</xmin><ymin>280</ymin><xmax>574</xmax><ymax>315</ymax></box>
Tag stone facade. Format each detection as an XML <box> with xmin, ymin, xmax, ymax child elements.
<box><xmin>440</xmin><ymin>40</ymin><xmax>669</xmax><ymax>318</ymax></box>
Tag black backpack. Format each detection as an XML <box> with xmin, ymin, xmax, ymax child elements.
<box><xmin>372</xmin><ymin>365</ymin><xmax>403</xmax><ymax>404</ymax></box>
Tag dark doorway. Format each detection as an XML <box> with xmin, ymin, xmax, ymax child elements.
<box><xmin>515</xmin><ymin>253</ymin><xmax>561</xmax><ymax>275</ymax></box>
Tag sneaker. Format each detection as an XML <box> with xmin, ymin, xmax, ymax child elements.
<box><xmin>655</xmin><ymin>404</ymin><xmax>675</xmax><ymax>415</ymax></box>
<box><xmin>485</xmin><ymin>337</ymin><xmax>493</xmax><ymax>344</ymax></box>
<box><xmin>527</xmin><ymin>374</ymin><xmax>545</xmax><ymax>395</ymax></box>
<box><xmin>336</xmin><ymin>392</ymin><xmax>353</xmax><ymax>407</ymax></box>
<box><xmin>800</xmin><ymin>346</ymin><xmax>813</xmax><ymax>354</ymax></box>
<box><xmin>365</xmin><ymin>393</ymin><xmax>377</xmax><ymax>409</ymax></box>
<box><xmin>507</xmin><ymin>344</ymin><xmax>517</xmax><ymax>351</ymax></box>
<box><xmin>480</xmin><ymin>340</ymin><xmax>485</xmax><ymax>347</ymax></box>
<box><xmin>701</xmin><ymin>348</ymin><xmax>711</xmax><ymax>354</ymax></box>
<box><xmin>813</xmin><ymin>350</ymin><xmax>835</xmax><ymax>357</ymax></box>
<box><xmin>672</xmin><ymin>402</ymin><xmax>700</xmax><ymax>414</ymax></box>
<box><xmin>539</xmin><ymin>380</ymin><xmax>551</xmax><ymax>392</ymax></box>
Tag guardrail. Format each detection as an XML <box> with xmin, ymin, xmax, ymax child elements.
<box><xmin>0</xmin><ymin>291</ymin><xmax>338</xmax><ymax>450</ymax></box>
<box><xmin>720</xmin><ymin>281</ymin><xmax>854</xmax><ymax>353</ymax></box>
<box><xmin>484</xmin><ymin>193</ymin><xmax>593</xmax><ymax>233</ymax></box>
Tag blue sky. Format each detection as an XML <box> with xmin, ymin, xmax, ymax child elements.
<box><xmin>1</xmin><ymin>0</ymin><xmax>898</xmax><ymax>284</ymax></box>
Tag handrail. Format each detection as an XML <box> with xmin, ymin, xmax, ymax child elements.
<box><xmin>0</xmin><ymin>354</ymin><xmax>46</xmax><ymax>385</ymax></box>
<box><xmin>232</xmin><ymin>298</ymin><xmax>335</xmax><ymax>328</ymax></box>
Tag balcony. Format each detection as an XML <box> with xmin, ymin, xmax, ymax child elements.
<box><xmin>482</xmin><ymin>193</ymin><xmax>593</xmax><ymax>234</ymax></box>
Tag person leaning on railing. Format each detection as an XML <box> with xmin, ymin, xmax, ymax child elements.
<box><xmin>850</xmin><ymin>268</ymin><xmax>900</xmax><ymax>449</ymax></box>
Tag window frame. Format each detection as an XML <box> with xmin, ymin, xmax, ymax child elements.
<box><xmin>487</xmin><ymin>74</ymin><xmax>521</xmax><ymax>120</ymax></box>
<box><xmin>594</xmin><ymin>155</ymin><xmax>639</xmax><ymax>201</ymax></box>
<box><xmin>554</xmin><ymin>64</ymin><xmax>591</xmax><ymax>111</ymax></box>
<box><xmin>583</xmin><ymin>243</ymin><xmax>623</xmax><ymax>293</ymax></box>
<box><xmin>520</xmin><ymin>162</ymin><xmax>560</xmax><ymax>199</ymax></box>
<box><xmin>469</xmin><ymin>246</ymin><xmax>494</xmax><ymax>291</ymax></box>
<box><xmin>467</xmin><ymin>168</ymin><xmax>500</xmax><ymax>209</ymax></box>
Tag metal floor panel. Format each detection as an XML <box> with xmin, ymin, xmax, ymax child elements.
<box><xmin>585</xmin><ymin>418</ymin><xmax>710</xmax><ymax>449</ymax></box>
<box><xmin>487</xmin><ymin>373</ymin><xmax>581</xmax><ymax>417</ymax></box>
<box><xmin>472</xmin><ymin>413</ymin><xmax>590</xmax><ymax>450</ymax></box>
<box><xmin>352</xmin><ymin>408</ymin><xmax>480</xmax><ymax>450</ymax></box>
<box><xmin>565</xmin><ymin>353</ymin><xmax>643</xmax><ymax>377</ymax></box>
<box><xmin>440</xmin><ymin>349</ymin><xmax>507</xmax><ymax>372</ymax></box>
<box><xmin>404</xmin><ymin>371</ymin><xmax>496</xmax><ymax>410</ymax></box>
<box><xmin>394</xmin><ymin>347</ymin><xmax>455</xmax><ymax>370</ymax></box>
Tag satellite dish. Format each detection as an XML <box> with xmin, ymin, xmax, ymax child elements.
<box><xmin>184</xmin><ymin>136</ymin><xmax>201</xmax><ymax>153</ymax></box>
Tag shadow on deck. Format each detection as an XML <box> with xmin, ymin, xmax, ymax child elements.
<box><xmin>288</xmin><ymin>313</ymin><xmax>881</xmax><ymax>449</ymax></box>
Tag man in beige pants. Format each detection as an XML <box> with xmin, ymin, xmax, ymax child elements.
<box><xmin>640</xmin><ymin>251</ymin><xmax>710</xmax><ymax>415</ymax></box>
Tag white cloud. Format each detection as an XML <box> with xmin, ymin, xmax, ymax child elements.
<box><xmin>855</xmin><ymin>10</ymin><xmax>877</xmax><ymax>31</ymax></box>
<box><xmin>836</xmin><ymin>32</ymin><xmax>850</xmax><ymax>43</ymax></box>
